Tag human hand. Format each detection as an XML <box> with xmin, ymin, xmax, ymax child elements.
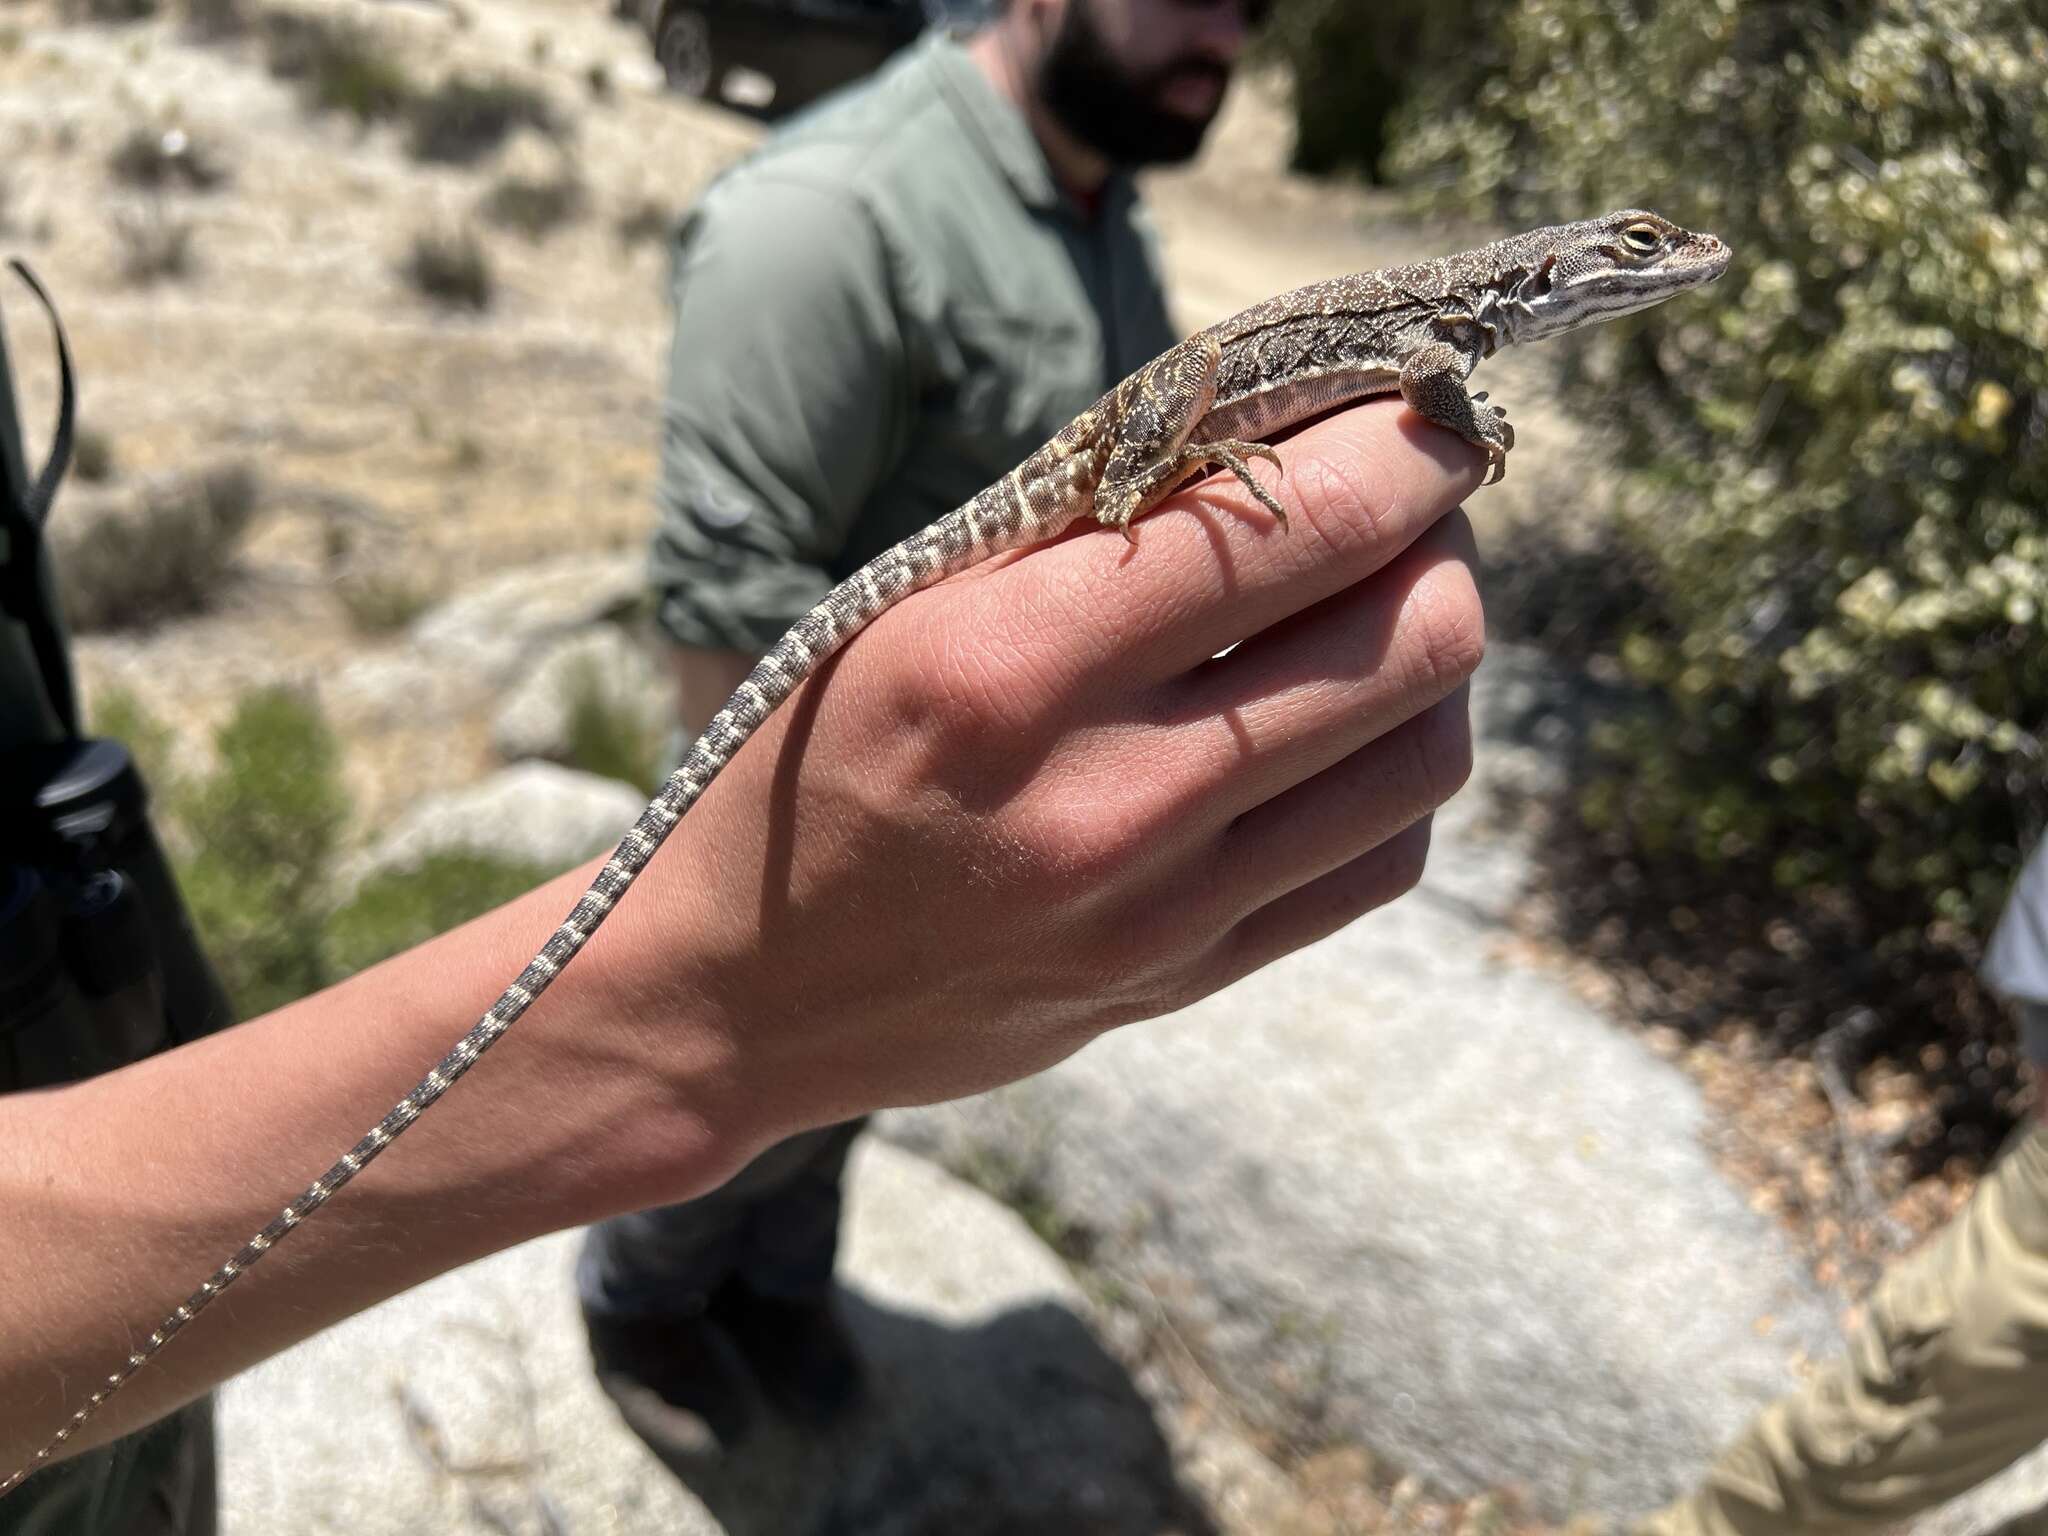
<box><xmin>613</xmin><ymin>397</ymin><xmax>1489</xmax><ymax>1169</ymax></box>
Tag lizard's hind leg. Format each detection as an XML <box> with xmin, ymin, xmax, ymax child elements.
<box><xmin>1094</xmin><ymin>334</ymin><xmax>1288</xmax><ymax>542</ymax></box>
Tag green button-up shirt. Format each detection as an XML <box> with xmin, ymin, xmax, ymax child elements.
<box><xmin>647</xmin><ymin>29</ymin><xmax>1182</xmax><ymax>653</ymax></box>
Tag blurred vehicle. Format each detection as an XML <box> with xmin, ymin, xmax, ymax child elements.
<box><xmin>625</xmin><ymin>0</ymin><xmax>993</xmax><ymax>119</ymax></box>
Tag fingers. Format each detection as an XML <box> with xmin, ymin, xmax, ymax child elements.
<box><xmin>1171</xmin><ymin>509</ymin><xmax>1482</xmax><ymax>824</ymax></box>
<box><xmin>1216</xmin><ymin>816</ymin><xmax>1436</xmax><ymax>989</ymax></box>
<box><xmin>1213</xmin><ymin>685</ymin><xmax>1471</xmax><ymax>925</ymax></box>
<box><xmin>1012</xmin><ymin>398</ymin><xmax>1490</xmax><ymax>685</ymax></box>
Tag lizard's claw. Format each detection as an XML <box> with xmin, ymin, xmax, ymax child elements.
<box><xmin>1196</xmin><ymin>439</ymin><xmax>1289</xmax><ymax>531</ymax></box>
<box><xmin>1475</xmin><ymin>403</ymin><xmax>1513</xmax><ymax>484</ymax></box>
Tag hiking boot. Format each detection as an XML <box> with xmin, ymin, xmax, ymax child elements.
<box><xmin>705</xmin><ymin>1278</ymin><xmax>866</xmax><ymax>1431</ymax></box>
<box><xmin>582</xmin><ymin>1298</ymin><xmax>757</xmax><ymax>1453</ymax></box>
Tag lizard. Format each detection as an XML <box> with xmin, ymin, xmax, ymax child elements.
<box><xmin>2</xmin><ymin>206</ymin><xmax>1729</xmax><ymax>1496</ymax></box>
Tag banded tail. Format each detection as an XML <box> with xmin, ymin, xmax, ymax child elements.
<box><xmin>2</xmin><ymin>467</ymin><xmax>1079</xmax><ymax>1496</ymax></box>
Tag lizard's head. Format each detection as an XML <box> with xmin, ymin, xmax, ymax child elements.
<box><xmin>1495</xmin><ymin>209</ymin><xmax>1730</xmax><ymax>344</ymax></box>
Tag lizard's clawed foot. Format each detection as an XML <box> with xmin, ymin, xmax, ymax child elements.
<box><xmin>1095</xmin><ymin>438</ymin><xmax>1290</xmax><ymax>546</ymax></box>
<box><xmin>1185</xmin><ymin>439</ymin><xmax>1289</xmax><ymax>530</ymax></box>
<box><xmin>1471</xmin><ymin>403</ymin><xmax>1513</xmax><ymax>485</ymax></box>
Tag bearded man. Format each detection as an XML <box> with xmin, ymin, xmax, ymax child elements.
<box><xmin>586</xmin><ymin>0</ymin><xmax>1263</xmax><ymax>1443</ymax></box>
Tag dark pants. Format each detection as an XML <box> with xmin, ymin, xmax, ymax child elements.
<box><xmin>5</xmin><ymin>1397</ymin><xmax>216</xmax><ymax>1536</ymax></box>
<box><xmin>576</xmin><ymin>1118</ymin><xmax>866</xmax><ymax>1321</ymax></box>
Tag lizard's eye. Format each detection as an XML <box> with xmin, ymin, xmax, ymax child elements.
<box><xmin>1620</xmin><ymin>222</ymin><xmax>1663</xmax><ymax>256</ymax></box>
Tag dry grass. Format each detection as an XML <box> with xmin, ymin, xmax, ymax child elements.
<box><xmin>52</xmin><ymin>462</ymin><xmax>259</xmax><ymax>630</ymax></box>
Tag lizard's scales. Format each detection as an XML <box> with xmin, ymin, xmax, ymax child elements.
<box><xmin>3</xmin><ymin>209</ymin><xmax>1727</xmax><ymax>1495</ymax></box>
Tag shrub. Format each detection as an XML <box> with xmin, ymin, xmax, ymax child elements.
<box><xmin>108</xmin><ymin>125</ymin><xmax>230</xmax><ymax>191</ymax></box>
<box><xmin>261</xmin><ymin>8</ymin><xmax>414</xmax><ymax>123</ymax></box>
<box><xmin>1387</xmin><ymin>0</ymin><xmax>2047</xmax><ymax>1140</ymax></box>
<box><xmin>111</xmin><ymin>201</ymin><xmax>196</xmax><ymax>283</ymax></box>
<box><xmin>58</xmin><ymin>0</ymin><xmax>157</xmax><ymax>23</ymax></box>
<box><xmin>327</xmin><ymin>851</ymin><xmax>554</xmax><ymax>980</ymax></box>
<box><xmin>562</xmin><ymin>653</ymin><xmax>663</xmax><ymax>796</ymax></box>
<box><xmin>51</xmin><ymin>462</ymin><xmax>258</xmax><ymax>629</ymax></box>
<box><xmin>478</xmin><ymin>170</ymin><xmax>584</xmax><ymax>241</ymax></box>
<box><xmin>175</xmin><ymin>686</ymin><xmax>351</xmax><ymax>1018</ymax></box>
<box><xmin>403</xmin><ymin>226</ymin><xmax>493</xmax><ymax>310</ymax></box>
<box><xmin>613</xmin><ymin>196</ymin><xmax>673</xmax><ymax>250</ymax></box>
<box><xmin>404</xmin><ymin>74</ymin><xmax>556</xmax><ymax>165</ymax></box>
<box><xmin>90</xmin><ymin>689</ymin><xmax>559</xmax><ymax>1013</ymax></box>
<box><xmin>89</xmin><ymin>685</ymin><xmax>181</xmax><ymax>796</ymax></box>
<box><xmin>71</xmin><ymin>427</ymin><xmax>116</xmax><ymax>483</ymax></box>
<box><xmin>179</xmin><ymin>0</ymin><xmax>245</xmax><ymax>39</ymax></box>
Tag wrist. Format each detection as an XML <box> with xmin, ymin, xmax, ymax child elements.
<box><xmin>401</xmin><ymin>854</ymin><xmax>763</xmax><ymax>1231</ymax></box>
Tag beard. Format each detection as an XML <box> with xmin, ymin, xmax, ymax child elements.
<box><xmin>1037</xmin><ymin>0</ymin><xmax>1232</xmax><ymax>168</ymax></box>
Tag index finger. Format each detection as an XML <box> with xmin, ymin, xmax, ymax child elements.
<box><xmin>1017</xmin><ymin>397</ymin><xmax>1491</xmax><ymax>683</ymax></box>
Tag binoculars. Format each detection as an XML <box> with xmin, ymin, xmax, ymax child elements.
<box><xmin>1</xmin><ymin>736</ymin><xmax>234</xmax><ymax>1093</ymax></box>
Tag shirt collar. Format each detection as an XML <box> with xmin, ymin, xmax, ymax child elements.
<box><xmin>924</xmin><ymin>29</ymin><xmax>1134</xmax><ymax>223</ymax></box>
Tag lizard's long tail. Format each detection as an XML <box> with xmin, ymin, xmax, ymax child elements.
<box><xmin>3</xmin><ymin>480</ymin><xmax>1058</xmax><ymax>1495</ymax></box>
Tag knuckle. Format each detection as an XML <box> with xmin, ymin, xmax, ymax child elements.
<box><xmin>1403</xmin><ymin>563</ymin><xmax>1487</xmax><ymax>699</ymax></box>
<box><xmin>995</xmin><ymin>790</ymin><xmax>1144</xmax><ymax>906</ymax></box>
<box><xmin>876</xmin><ymin>626</ymin><xmax>1052</xmax><ymax>790</ymax></box>
<box><xmin>1285</xmin><ymin>451</ymin><xmax>1394</xmax><ymax>569</ymax></box>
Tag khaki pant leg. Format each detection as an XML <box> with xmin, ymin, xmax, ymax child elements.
<box><xmin>1638</xmin><ymin>1120</ymin><xmax>2048</xmax><ymax>1536</ymax></box>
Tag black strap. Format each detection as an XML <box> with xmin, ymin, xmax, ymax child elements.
<box><xmin>7</xmin><ymin>258</ymin><xmax>76</xmax><ymax>528</ymax></box>
<box><xmin>1</xmin><ymin>256</ymin><xmax>81</xmax><ymax>737</ymax></box>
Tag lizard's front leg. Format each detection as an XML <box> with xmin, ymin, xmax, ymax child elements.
<box><xmin>1093</xmin><ymin>334</ymin><xmax>1288</xmax><ymax>544</ymax></box>
<box><xmin>1399</xmin><ymin>340</ymin><xmax>1514</xmax><ymax>484</ymax></box>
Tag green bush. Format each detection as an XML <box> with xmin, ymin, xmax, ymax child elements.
<box><xmin>327</xmin><ymin>851</ymin><xmax>554</xmax><ymax>980</ymax></box>
<box><xmin>89</xmin><ymin>687</ymin><xmax>561</xmax><ymax>1017</ymax></box>
<box><xmin>1386</xmin><ymin>0</ymin><xmax>2046</xmax><ymax>1125</ymax></box>
<box><xmin>174</xmin><ymin>686</ymin><xmax>351</xmax><ymax>1019</ymax></box>
<box><xmin>561</xmin><ymin>653</ymin><xmax>663</xmax><ymax>797</ymax></box>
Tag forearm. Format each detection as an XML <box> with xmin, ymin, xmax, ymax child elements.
<box><xmin>0</xmin><ymin>856</ymin><xmax>740</xmax><ymax>1466</ymax></box>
